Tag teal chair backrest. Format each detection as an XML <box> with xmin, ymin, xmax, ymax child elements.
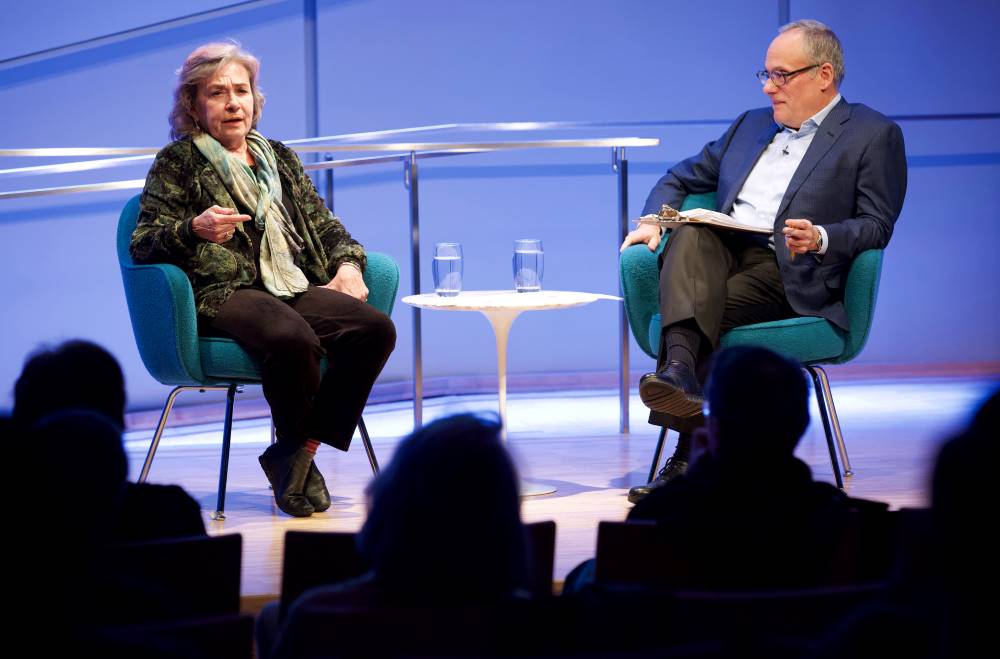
<box><xmin>117</xmin><ymin>193</ymin><xmax>400</xmax><ymax>386</ymax></box>
<box><xmin>835</xmin><ymin>248</ymin><xmax>883</xmax><ymax>363</ymax></box>
<box><xmin>619</xmin><ymin>192</ymin><xmax>883</xmax><ymax>365</ymax></box>
<box><xmin>117</xmin><ymin>194</ymin><xmax>206</xmax><ymax>385</ymax></box>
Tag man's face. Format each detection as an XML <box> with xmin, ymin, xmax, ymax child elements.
<box><xmin>762</xmin><ymin>29</ymin><xmax>834</xmax><ymax>129</ymax></box>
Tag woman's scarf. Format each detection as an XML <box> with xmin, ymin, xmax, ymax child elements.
<box><xmin>193</xmin><ymin>130</ymin><xmax>309</xmax><ymax>299</ymax></box>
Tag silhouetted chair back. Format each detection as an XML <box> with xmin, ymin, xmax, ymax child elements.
<box><xmin>594</xmin><ymin>519</ymin><xmax>659</xmax><ymax>586</ymax></box>
<box><xmin>104</xmin><ymin>533</ymin><xmax>242</xmax><ymax>624</ymax></box>
<box><xmin>96</xmin><ymin>613</ymin><xmax>254</xmax><ymax>659</ymax></box>
<box><xmin>595</xmin><ymin>512</ymin><xmax>898</xmax><ymax>591</ymax></box>
<box><xmin>280</xmin><ymin>521</ymin><xmax>556</xmax><ymax>619</ymax></box>
<box><xmin>589</xmin><ymin>520</ymin><xmax>890</xmax><ymax>654</ymax></box>
<box><xmin>275</xmin><ymin>599</ymin><xmax>564</xmax><ymax>659</ymax></box>
<box><xmin>525</xmin><ymin>519</ymin><xmax>557</xmax><ymax>598</ymax></box>
<box><xmin>669</xmin><ymin>585</ymin><xmax>886</xmax><ymax>651</ymax></box>
<box><xmin>280</xmin><ymin>531</ymin><xmax>367</xmax><ymax>620</ymax></box>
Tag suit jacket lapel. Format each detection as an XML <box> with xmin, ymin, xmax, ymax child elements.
<box><xmin>775</xmin><ymin>98</ymin><xmax>851</xmax><ymax>220</ymax></box>
<box><xmin>721</xmin><ymin>121</ymin><xmax>780</xmax><ymax>213</ymax></box>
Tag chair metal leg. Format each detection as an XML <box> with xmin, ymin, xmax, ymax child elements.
<box><xmin>265</xmin><ymin>420</ymin><xmax>276</xmax><ymax>490</ymax></box>
<box><xmin>358</xmin><ymin>416</ymin><xmax>380</xmax><ymax>476</ymax></box>
<box><xmin>139</xmin><ymin>385</ymin><xmax>228</xmax><ymax>483</ymax></box>
<box><xmin>806</xmin><ymin>366</ymin><xmax>846</xmax><ymax>490</ymax></box>
<box><xmin>647</xmin><ymin>426</ymin><xmax>669</xmax><ymax>484</ymax></box>
<box><xmin>212</xmin><ymin>383</ymin><xmax>239</xmax><ymax>521</ymax></box>
<box><xmin>809</xmin><ymin>365</ymin><xmax>853</xmax><ymax>476</ymax></box>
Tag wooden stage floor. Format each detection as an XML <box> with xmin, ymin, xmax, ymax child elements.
<box><xmin>123</xmin><ymin>376</ymin><xmax>995</xmax><ymax>603</ymax></box>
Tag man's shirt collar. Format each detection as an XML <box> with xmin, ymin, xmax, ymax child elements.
<box><xmin>779</xmin><ymin>93</ymin><xmax>842</xmax><ymax>134</ymax></box>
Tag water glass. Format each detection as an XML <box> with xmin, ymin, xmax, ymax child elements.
<box><xmin>433</xmin><ymin>242</ymin><xmax>463</xmax><ymax>296</ymax></box>
<box><xmin>513</xmin><ymin>239</ymin><xmax>543</xmax><ymax>292</ymax></box>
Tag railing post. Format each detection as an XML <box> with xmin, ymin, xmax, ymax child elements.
<box><xmin>404</xmin><ymin>152</ymin><xmax>423</xmax><ymax>429</ymax></box>
<box><xmin>324</xmin><ymin>154</ymin><xmax>334</xmax><ymax>214</ymax></box>
<box><xmin>613</xmin><ymin>146</ymin><xmax>630</xmax><ymax>434</ymax></box>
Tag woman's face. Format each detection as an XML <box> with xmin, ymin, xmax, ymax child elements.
<box><xmin>191</xmin><ymin>61</ymin><xmax>255</xmax><ymax>151</ymax></box>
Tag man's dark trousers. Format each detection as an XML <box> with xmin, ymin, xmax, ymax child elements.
<box><xmin>656</xmin><ymin>224</ymin><xmax>798</xmax><ymax>374</ymax></box>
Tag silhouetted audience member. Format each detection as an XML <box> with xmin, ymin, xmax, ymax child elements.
<box><xmin>358</xmin><ymin>413</ymin><xmax>529</xmax><ymax>602</ymax></box>
<box><xmin>13</xmin><ymin>339</ymin><xmax>127</xmax><ymax>429</ymax></box>
<box><xmin>37</xmin><ymin>409</ymin><xmax>129</xmax><ymax>541</ymax></box>
<box><xmin>919</xmin><ymin>387</ymin><xmax>995</xmax><ymax>656</ymax></box>
<box><xmin>9</xmin><ymin>341</ymin><xmax>219</xmax><ymax>655</ymax></box>
<box><xmin>34</xmin><ymin>410</ymin><xmax>128</xmax><ymax>594</ymax></box>
<box><xmin>813</xmin><ymin>388</ymin><xmax>998</xmax><ymax>659</ymax></box>
<box><xmin>10</xmin><ymin>409</ymin><xmax>129</xmax><ymax>654</ymax></box>
<box><xmin>627</xmin><ymin>346</ymin><xmax>888</xmax><ymax>588</ymax></box>
<box><xmin>267</xmin><ymin>413</ymin><xmax>531</xmax><ymax>658</ymax></box>
<box><xmin>564</xmin><ymin>346</ymin><xmax>887</xmax><ymax>596</ymax></box>
<box><xmin>13</xmin><ymin>340</ymin><xmax>205</xmax><ymax>542</ymax></box>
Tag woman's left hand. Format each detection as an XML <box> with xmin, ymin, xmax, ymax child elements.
<box><xmin>323</xmin><ymin>263</ymin><xmax>369</xmax><ymax>302</ymax></box>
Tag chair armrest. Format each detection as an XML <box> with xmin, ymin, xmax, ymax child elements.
<box><xmin>619</xmin><ymin>245</ymin><xmax>662</xmax><ymax>359</ymax></box>
<box><xmin>362</xmin><ymin>252</ymin><xmax>400</xmax><ymax>317</ymax></box>
<box><xmin>618</xmin><ymin>191</ymin><xmax>717</xmax><ymax>360</ymax></box>
<box><xmin>838</xmin><ymin>249</ymin><xmax>884</xmax><ymax>363</ymax></box>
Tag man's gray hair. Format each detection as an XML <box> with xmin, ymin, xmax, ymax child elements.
<box><xmin>780</xmin><ymin>19</ymin><xmax>844</xmax><ymax>87</ymax></box>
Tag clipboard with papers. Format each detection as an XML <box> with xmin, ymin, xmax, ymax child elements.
<box><xmin>637</xmin><ymin>204</ymin><xmax>772</xmax><ymax>235</ymax></box>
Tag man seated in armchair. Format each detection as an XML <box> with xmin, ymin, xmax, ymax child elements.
<box><xmin>620</xmin><ymin>20</ymin><xmax>906</xmax><ymax>502</ymax></box>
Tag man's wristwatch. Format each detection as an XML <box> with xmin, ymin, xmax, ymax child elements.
<box><xmin>812</xmin><ymin>227</ymin><xmax>824</xmax><ymax>253</ymax></box>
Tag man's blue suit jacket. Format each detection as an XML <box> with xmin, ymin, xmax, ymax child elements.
<box><xmin>642</xmin><ymin>98</ymin><xmax>907</xmax><ymax>330</ymax></box>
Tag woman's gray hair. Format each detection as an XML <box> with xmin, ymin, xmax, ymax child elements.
<box><xmin>780</xmin><ymin>19</ymin><xmax>845</xmax><ymax>86</ymax></box>
<box><xmin>169</xmin><ymin>42</ymin><xmax>265</xmax><ymax>140</ymax></box>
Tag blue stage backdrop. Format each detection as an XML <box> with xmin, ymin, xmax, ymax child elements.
<box><xmin>1</xmin><ymin>0</ymin><xmax>997</xmax><ymax>413</ymax></box>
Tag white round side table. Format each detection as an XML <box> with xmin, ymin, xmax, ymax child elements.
<box><xmin>402</xmin><ymin>290</ymin><xmax>621</xmax><ymax>496</ymax></box>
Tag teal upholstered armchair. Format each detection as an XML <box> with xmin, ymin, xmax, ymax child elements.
<box><xmin>117</xmin><ymin>194</ymin><xmax>400</xmax><ymax>518</ymax></box>
<box><xmin>620</xmin><ymin>192</ymin><xmax>884</xmax><ymax>489</ymax></box>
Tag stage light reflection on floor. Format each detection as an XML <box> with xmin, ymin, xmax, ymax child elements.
<box><xmin>124</xmin><ymin>378</ymin><xmax>996</xmax><ymax>452</ymax></box>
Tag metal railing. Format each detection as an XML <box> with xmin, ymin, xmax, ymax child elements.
<box><xmin>1</xmin><ymin>123</ymin><xmax>663</xmax><ymax>432</ymax></box>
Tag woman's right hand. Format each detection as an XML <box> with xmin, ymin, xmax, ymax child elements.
<box><xmin>191</xmin><ymin>206</ymin><xmax>251</xmax><ymax>244</ymax></box>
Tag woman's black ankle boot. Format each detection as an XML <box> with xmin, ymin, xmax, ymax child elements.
<box><xmin>259</xmin><ymin>444</ymin><xmax>315</xmax><ymax>517</ymax></box>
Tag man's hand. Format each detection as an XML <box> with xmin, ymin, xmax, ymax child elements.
<box><xmin>191</xmin><ymin>206</ymin><xmax>251</xmax><ymax>244</ymax></box>
<box><xmin>323</xmin><ymin>263</ymin><xmax>368</xmax><ymax>302</ymax></box>
<box><xmin>782</xmin><ymin>218</ymin><xmax>820</xmax><ymax>256</ymax></box>
<box><xmin>620</xmin><ymin>217</ymin><xmax>663</xmax><ymax>253</ymax></box>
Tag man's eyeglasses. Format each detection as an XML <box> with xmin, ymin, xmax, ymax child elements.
<box><xmin>755</xmin><ymin>64</ymin><xmax>820</xmax><ymax>87</ymax></box>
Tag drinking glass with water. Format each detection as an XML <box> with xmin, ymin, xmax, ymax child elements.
<box><xmin>433</xmin><ymin>242</ymin><xmax>463</xmax><ymax>296</ymax></box>
<box><xmin>513</xmin><ymin>239</ymin><xmax>543</xmax><ymax>292</ymax></box>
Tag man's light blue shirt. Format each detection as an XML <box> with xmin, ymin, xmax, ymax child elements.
<box><xmin>730</xmin><ymin>93</ymin><xmax>842</xmax><ymax>253</ymax></box>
